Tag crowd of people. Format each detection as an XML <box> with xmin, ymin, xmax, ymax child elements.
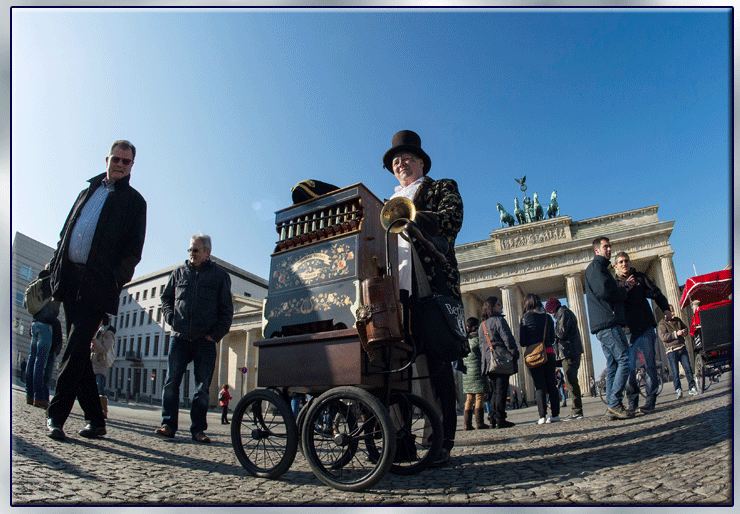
<box><xmin>23</xmin><ymin>132</ymin><xmax>697</xmax><ymax>473</ymax></box>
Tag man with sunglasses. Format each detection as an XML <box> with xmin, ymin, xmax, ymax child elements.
<box><xmin>45</xmin><ymin>140</ymin><xmax>147</xmax><ymax>441</ymax></box>
<box><xmin>156</xmin><ymin>234</ymin><xmax>233</xmax><ymax>443</ymax></box>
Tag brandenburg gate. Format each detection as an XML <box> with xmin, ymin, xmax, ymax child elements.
<box><xmin>455</xmin><ymin>205</ymin><xmax>686</xmax><ymax>401</ymax></box>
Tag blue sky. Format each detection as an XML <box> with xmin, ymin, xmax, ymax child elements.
<box><xmin>10</xmin><ymin>7</ymin><xmax>732</xmax><ymax>376</ymax></box>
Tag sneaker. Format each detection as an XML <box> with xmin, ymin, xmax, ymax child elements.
<box><xmin>537</xmin><ymin>417</ymin><xmax>546</xmax><ymax>425</ymax></box>
<box><xmin>676</xmin><ymin>389</ymin><xmax>683</xmax><ymax>399</ymax></box>
<box><xmin>79</xmin><ymin>424</ymin><xmax>107</xmax><ymax>438</ymax></box>
<box><xmin>566</xmin><ymin>413</ymin><xmax>584</xmax><ymax>420</ymax></box>
<box><xmin>689</xmin><ymin>387</ymin><xmax>699</xmax><ymax>395</ymax></box>
<box><xmin>546</xmin><ymin>416</ymin><xmax>561</xmax><ymax>423</ymax></box>
<box><xmin>607</xmin><ymin>404</ymin><xmax>633</xmax><ymax>420</ymax></box>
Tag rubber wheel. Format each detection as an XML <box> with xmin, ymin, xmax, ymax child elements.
<box><xmin>231</xmin><ymin>389</ymin><xmax>298</xmax><ymax>479</ymax></box>
<box><xmin>301</xmin><ymin>386</ymin><xmax>396</xmax><ymax>492</ymax></box>
<box><xmin>599</xmin><ymin>383</ymin><xmax>607</xmax><ymax>404</ymax></box>
<box><xmin>695</xmin><ymin>354</ymin><xmax>706</xmax><ymax>393</ymax></box>
<box><xmin>367</xmin><ymin>392</ymin><xmax>442</xmax><ymax>475</ymax></box>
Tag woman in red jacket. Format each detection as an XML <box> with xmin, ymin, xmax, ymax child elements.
<box><xmin>218</xmin><ymin>384</ymin><xmax>232</xmax><ymax>424</ymax></box>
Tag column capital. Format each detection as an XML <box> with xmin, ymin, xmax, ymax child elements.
<box><xmin>659</xmin><ymin>252</ymin><xmax>675</xmax><ymax>260</ymax></box>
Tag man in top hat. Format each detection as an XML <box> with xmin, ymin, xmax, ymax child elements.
<box><xmin>383</xmin><ymin>129</ymin><xmax>464</xmax><ymax>467</ymax></box>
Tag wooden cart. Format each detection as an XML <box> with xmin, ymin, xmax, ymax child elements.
<box><xmin>230</xmin><ymin>183</ymin><xmax>443</xmax><ymax>491</ymax></box>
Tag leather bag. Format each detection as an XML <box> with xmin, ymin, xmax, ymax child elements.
<box><xmin>356</xmin><ymin>275</ymin><xmax>404</xmax><ymax>363</ymax></box>
<box><xmin>482</xmin><ymin>321</ymin><xmax>515</xmax><ymax>375</ymax></box>
<box><xmin>524</xmin><ymin>319</ymin><xmax>548</xmax><ymax>369</ymax></box>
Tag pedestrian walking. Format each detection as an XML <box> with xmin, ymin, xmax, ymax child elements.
<box><xmin>46</xmin><ymin>139</ymin><xmax>147</xmax><ymax>441</ymax></box>
<box><xmin>479</xmin><ymin>296</ymin><xmax>519</xmax><ymax>429</ymax></box>
<box><xmin>519</xmin><ymin>293</ymin><xmax>560</xmax><ymax>425</ymax></box>
<box><xmin>26</xmin><ymin>298</ymin><xmax>63</xmax><ymax>410</ymax></box>
<box><xmin>90</xmin><ymin>314</ymin><xmax>116</xmax><ymax>418</ymax></box>
<box><xmin>546</xmin><ymin>297</ymin><xmax>585</xmax><ymax>420</ymax></box>
<box><xmin>218</xmin><ymin>384</ymin><xmax>232</xmax><ymax>424</ymax></box>
<box><xmin>657</xmin><ymin>305</ymin><xmax>699</xmax><ymax>398</ymax></box>
<box><xmin>156</xmin><ymin>234</ymin><xmax>234</xmax><ymax>444</ymax></box>
<box><xmin>461</xmin><ymin>317</ymin><xmax>490</xmax><ymax>430</ymax></box>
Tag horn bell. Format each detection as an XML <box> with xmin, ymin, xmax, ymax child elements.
<box><xmin>380</xmin><ymin>197</ymin><xmax>416</xmax><ymax>233</ymax></box>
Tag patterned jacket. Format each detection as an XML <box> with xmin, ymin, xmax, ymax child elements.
<box><xmin>408</xmin><ymin>177</ymin><xmax>464</xmax><ymax>300</ymax></box>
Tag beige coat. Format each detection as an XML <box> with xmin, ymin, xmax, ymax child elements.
<box><xmin>91</xmin><ymin>326</ymin><xmax>115</xmax><ymax>375</ymax></box>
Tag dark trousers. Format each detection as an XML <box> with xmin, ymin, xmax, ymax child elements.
<box><xmin>48</xmin><ymin>299</ymin><xmax>105</xmax><ymax>428</ymax></box>
<box><xmin>221</xmin><ymin>404</ymin><xmax>229</xmax><ymax>423</ymax></box>
<box><xmin>487</xmin><ymin>373</ymin><xmax>510</xmax><ymax>422</ymax></box>
<box><xmin>561</xmin><ymin>355</ymin><xmax>583</xmax><ymax>416</ymax></box>
<box><xmin>428</xmin><ymin>358</ymin><xmax>457</xmax><ymax>451</ymax></box>
<box><xmin>529</xmin><ymin>353</ymin><xmax>560</xmax><ymax>419</ymax></box>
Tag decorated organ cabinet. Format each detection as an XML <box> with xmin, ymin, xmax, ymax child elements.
<box><xmin>255</xmin><ymin>183</ymin><xmax>409</xmax><ymax>391</ymax></box>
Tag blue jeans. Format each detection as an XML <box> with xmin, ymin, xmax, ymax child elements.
<box><xmin>626</xmin><ymin>328</ymin><xmax>660</xmax><ymax>407</ymax></box>
<box><xmin>161</xmin><ymin>336</ymin><xmax>217</xmax><ymax>435</ymax></box>
<box><xmin>96</xmin><ymin>374</ymin><xmax>107</xmax><ymax>396</ymax></box>
<box><xmin>596</xmin><ymin>326</ymin><xmax>631</xmax><ymax>408</ymax></box>
<box><xmin>667</xmin><ymin>347</ymin><xmax>696</xmax><ymax>391</ymax></box>
<box><xmin>26</xmin><ymin>322</ymin><xmax>52</xmax><ymax>402</ymax></box>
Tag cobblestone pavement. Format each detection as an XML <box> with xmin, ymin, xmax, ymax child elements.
<box><xmin>11</xmin><ymin>373</ymin><xmax>733</xmax><ymax>506</ymax></box>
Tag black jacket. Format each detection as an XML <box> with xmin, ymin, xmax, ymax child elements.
<box><xmin>585</xmin><ymin>255</ymin><xmax>628</xmax><ymax>333</ymax></box>
<box><xmin>49</xmin><ymin>173</ymin><xmax>147</xmax><ymax>315</ymax></box>
<box><xmin>615</xmin><ymin>267</ymin><xmax>670</xmax><ymax>335</ymax></box>
<box><xmin>519</xmin><ymin>311</ymin><xmax>554</xmax><ymax>349</ymax></box>
<box><xmin>161</xmin><ymin>259</ymin><xmax>234</xmax><ymax>342</ymax></box>
<box><xmin>553</xmin><ymin>306</ymin><xmax>584</xmax><ymax>359</ymax></box>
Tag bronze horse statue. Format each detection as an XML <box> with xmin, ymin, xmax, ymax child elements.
<box><xmin>496</xmin><ymin>203</ymin><xmax>516</xmax><ymax>228</ymax></box>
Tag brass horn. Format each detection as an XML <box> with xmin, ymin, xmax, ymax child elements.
<box><xmin>380</xmin><ymin>197</ymin><xmax>416</xmax><ymax>233</ymax></box>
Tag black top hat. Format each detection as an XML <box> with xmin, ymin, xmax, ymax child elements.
<box><xmin>382</xmin><ymin>130</ymin><xmax>431</xmax><ymax>175</ymax></box>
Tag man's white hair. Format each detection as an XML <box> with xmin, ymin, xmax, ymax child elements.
<box><xmin>191</xmin><ymin>233</ymin><xmax>212</xmax><ymax>252</ymax></box>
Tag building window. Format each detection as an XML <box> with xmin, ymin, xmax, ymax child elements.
<box><xmin>136</xmin><ymin>336</ymin><xmax>142</xmax><ymax>355</ymax></box>
<box><xmin>151</xmin><ymin>287</ymin><xmax>156</xmax><ymax>298</ymax></box>
<box><xmin>19</xmin><ymin>265</ymin><xmax>34</xmax><ymax>281</ymax></box>
<box><xmin>135</xmin><ymin>291</ymin><xmax>140</xmax><ymax>301</ymax></box>
<box><xmin>14</xmin><ymin>291</ymin><xmax>25</xmax><ymax>307</ymax></box>
<box><xmin>117</xmin><ymin>338</ymin><xmax>122</xmax><ymax>357</ymax></box>
<box><xmin>143</xmin><ymin>289</ymin><xmax>148</xmax><ymax>300</ymax></box>
<box><xmin>164</xmin><ymin>334</ymin><xmax>170</xmax><ymax>356</ymax></box>
<box><xmin>153</xmin><ymin>334</ymin><xmax>159</xmax><ymax>356</ymax></box>
<box><xmin>125</xmin><ymin>312</ymin><xmax>130</xmax><ymax>328</ymax></box>
<box><xmin>160</xmin><ymin>285</ymin><xmax>165</xmax><ymax>296</ymax></box>
<box><xmin>145</xmin><ymin>335</ymin><xmax>150</xmax><ymax>357</ymax></box>
<box><xmin>131</xmin><ymin>311</ymin><xmax>137</xmax><ymax>327</ymax></box>
<box><xmin>140</xmin><ymin>311</ymin><xmax>145</xmax><ymax>325</ymax></box>
<box><xmin>142</xmin><ymin>369</ymin><xmax>147</xmax><ymax>394</ymax></box>
<box><xmin>156</xmin><ymin>307</ymin><xmax>162</xmax><ymax>323</ymax></box>
<box><xmin>151</xmin><ymin>369</ymin><xmax>157</xmax><ymax>396</ymax></box>
<box><xmin>148</xmin><ymin>308</ymin><xmax>154</xmax><ymax>324</ymax></box>
<box><xmin>121</xmin><ymin>296</ymin><xmax>126</xmax><ymax>306</ymax></box>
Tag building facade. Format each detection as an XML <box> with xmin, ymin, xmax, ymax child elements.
<box><xmin>11</xmin><ymin>233</ymin><xmax>65</xmax><ymax>381</ymax></box>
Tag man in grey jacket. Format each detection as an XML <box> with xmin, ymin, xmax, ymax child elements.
<box><xmin>156</xmin><ymin>234</ymin><xmax>233</xmax><ymax>443</ymax></box>
<box><xmin>585</xmin><ymin>237</ymin><xmax>634</xmax><ymax>420</ymax></box>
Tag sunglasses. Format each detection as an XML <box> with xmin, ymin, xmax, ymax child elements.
<box><xmin>110</xmin><ymin>156</ymin><xmax>133</xmax><ymax>165</ymax></box>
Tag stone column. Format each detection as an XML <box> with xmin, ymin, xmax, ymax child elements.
<box><xmin>657</xmin><ymin>252</ymin><xmax>686</xmax><ymax>368</ymax></box>
<box><xmin>565</xmin><ymin>272</ymin><xmax>594</xmax><ymax>390</ymax></box>
<box><xmin>501</xmin><ymin>284</ymin><xmax>530</xmax><ymax>401</ymax></box>
<box><xmin>462</xmin><ymin>293</ymin><xmax>480</xmax><ymax>322</ymax></box>
<box><xmin>245</xmin><ymin>327</ymin><xmax>262</xmax><ymax>395</ymax></box>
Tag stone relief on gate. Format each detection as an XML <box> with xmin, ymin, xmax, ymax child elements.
<box><xmin>499</xmin><ymin>226</ymin><xmax>568</xmax><ymax>251</ymax></box>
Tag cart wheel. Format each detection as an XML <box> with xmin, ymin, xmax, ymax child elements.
<box><xmin>695</xmin><ymin>354</ymin><xmax>706</xmax><ymax>393</ymax></box>
<box><xmin>301</xmin><ymin>386</ymin><xmax>396</xmax><ymax>492</ymax></box>
<box><xmin>231</xmin><ymin>389</ymin><xmax>298</xmax><ymax>479</ymax></box>
<box><xmin>373</xmin><ymin>392</ymin><xmax>442</xmax><ymax>475</ymax></box>
<box><xmin>638</xmin><ymin>370</ymin><xmax>663</xmax><ymax>398</ymax></box>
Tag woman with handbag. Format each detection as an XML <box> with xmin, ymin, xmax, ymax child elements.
<box><xmin>479</xmin><ymin>296</ymin><xmax>519</xmax><ymax>429</ymax></box>
<box><xmin>519</xmin><ymin>293</ymin><xmax>560</xmax><ymax>425</ymax></box>
<box><xmin>461</xmin><ymin>318</ymin><xmax>490</xmax><ymax>430</ymax></box>
<box><xmin>90</xmin><ymin>314</ymin><xmax>116</xmax><ymax>419</ymax></box>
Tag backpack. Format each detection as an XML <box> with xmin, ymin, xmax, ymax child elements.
<box><xmin>24</xmin><ymin>272</ymin><xmax>51</xmax><ymax>316</ymax></box>
<box><xmin>218</xmin><ymin>390</ymin><xmax>226</xmax><ymax>401</ymax></box>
